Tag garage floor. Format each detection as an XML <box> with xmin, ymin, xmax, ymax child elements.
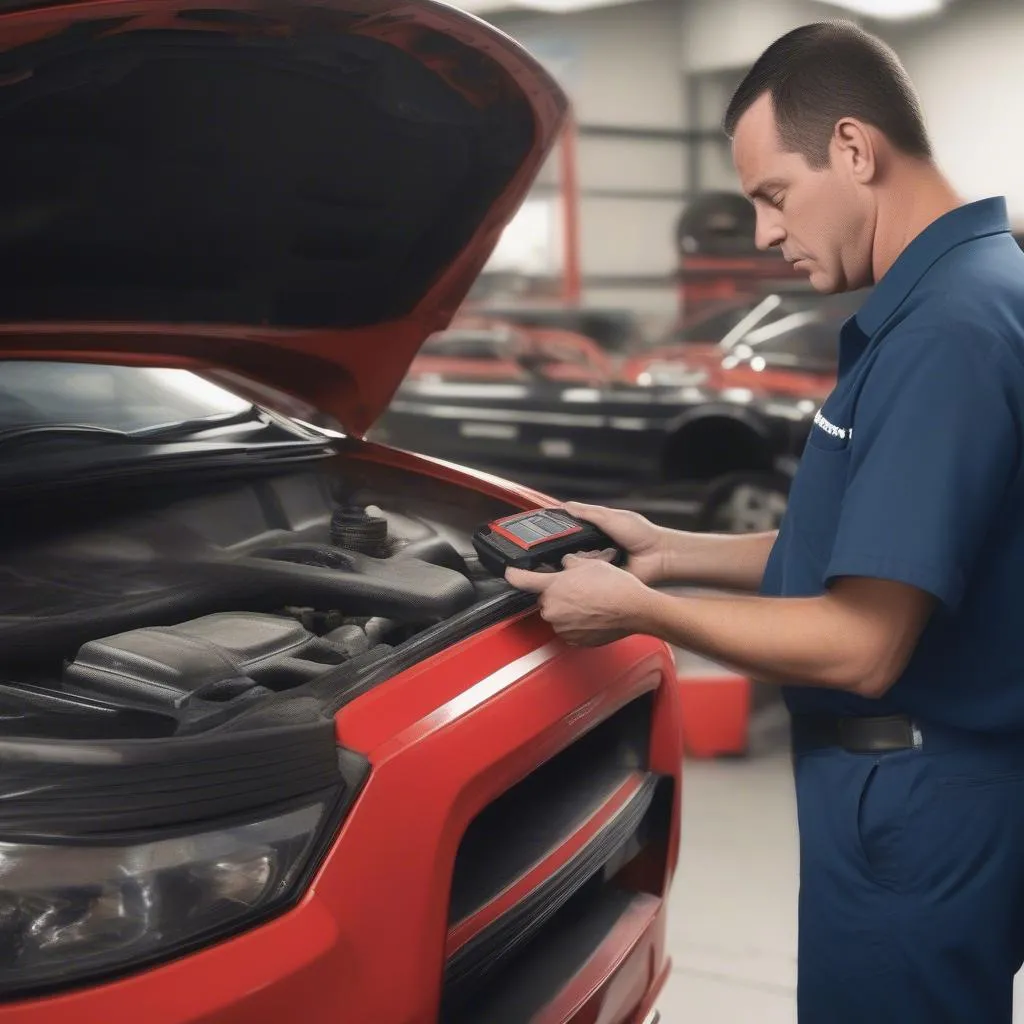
<box><xmin>657</xmin><ymin>701</ymin><xmax>1024</xmax><ymax>1022</ymax></box>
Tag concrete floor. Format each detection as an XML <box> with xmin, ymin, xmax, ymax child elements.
<box><xmin>656</xmin><ymin>707</ymin><xmax>1024</xmax><ymax>1022</ymax></box>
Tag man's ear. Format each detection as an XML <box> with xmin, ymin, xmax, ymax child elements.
<box><xmin>832</xmin><ymin>117</ymin><xmax>878</xmax><ymax>185</ymax></box>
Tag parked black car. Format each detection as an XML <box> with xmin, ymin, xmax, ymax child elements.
<box><xmin>373</xmin><ymin>290</ymin><xmax>860</xmax><ymax>532</ymax></box>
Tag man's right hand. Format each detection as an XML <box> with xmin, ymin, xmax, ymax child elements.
<box><xmin>561</xmin><ymin>501</ymin><xmax>668</xmax><ymax>585</ymax></box>
<box><xmin>561</xmin><ymin>500</ymin><xmax>779</xmax><ymax>594</ymax></box>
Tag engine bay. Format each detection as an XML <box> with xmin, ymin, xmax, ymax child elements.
<box><xmin>0</xmin><ymin>456</ymin><xmax>528</xmax><ymax>742</ymax></box>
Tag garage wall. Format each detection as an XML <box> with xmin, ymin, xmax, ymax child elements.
<box><xmin>484</xmin><ymin>0</ymin><xmax>864</xmax><ymax>311</ymax></box>
<box><xmin>477</xmin><ymin>0</ymin><xmax>1018</xmax><ymax>318</ymax></box>
<box><xmin>488</xmin><ymin>0</ymin><xmax>687</xmax><ymax>313</ymax></box>
<box><xmin>680</xmin><ymin>0</ymin><xmax>860</xmax><ymax>74</ymax></box>
<box><xmin>877</xmin><ymin>0</ymin><xmax>1024</xmax><ymax>223</ymax></box>
<box><xmin>496</xmin><ymin>2</ymin><xmax>684</xmax><ymax>128</ymax></box>
<box><xmin>678</xmin><ymin>0</ymin><xmax>868</xmax><ymax>196</ymax></box>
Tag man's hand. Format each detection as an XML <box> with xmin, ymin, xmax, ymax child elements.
<box><xmin>560</xmin><ymin>501</ymin><xmax>777</xmax><ymax>592</ymax></box>
<box><xmin>560</xmin><ymin>502</ymin><xmax>668</xmax><ymax>585</ymax></box>
<box><xmin>505</xmin><ymin>554</ymin><xmax>656</xmax><ymax>647</ymax></box>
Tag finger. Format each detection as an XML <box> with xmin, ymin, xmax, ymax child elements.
<box><xmin>505</xmin><ymin>566</ymin><xmax>559</xmax><ymax>593</ymax></box>
<box><xmin>564</xmin><ymin>502</ymin><xmax>629</xmax><ymax>534</ymax></box>
<box><xmin>564</xmin><ymin>547</ymin><xmax>616</xmax><ymax>563</ymax></box>
<box><xmin>562</xmin><ymin>500</ymin><xmax>610</xmax><ymax>524</ymax></box>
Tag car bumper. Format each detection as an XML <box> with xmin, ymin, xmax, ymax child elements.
<box><xmin>0</xmin><ymin>618</ymin><xmax>683</xmax><ymax>1024</ymax></box>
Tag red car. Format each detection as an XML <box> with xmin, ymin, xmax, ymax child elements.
<box><xmin>0</xmin><ymin>1</ymin><xmax>682</xmax><ymax>1022</ymax></box>
<box><xmin>621</xmin><ymin>290</ymin><xmax>858</xmax><ymax>398</ymax></box>
<box><xmin>410</xmin><ymin>319</ymin><xmax>616</xmax><ymax>386</ymax></box>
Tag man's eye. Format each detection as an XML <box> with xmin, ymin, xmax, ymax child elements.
<box><xmin>771</xmin><ymin>194</ymin><xmax>786</xmax><ymax>209</ymax></box>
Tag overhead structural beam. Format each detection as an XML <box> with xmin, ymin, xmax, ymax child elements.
<box><xmin>574</xmin><ymin>123</ymin><xmax>727</xmax><ymax>144</ymax></box>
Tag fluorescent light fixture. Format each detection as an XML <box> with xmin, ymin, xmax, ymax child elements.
<box><xmin>451</xmin><ymin>0</ymin><xmax>642</xmax><ymax>12</ymax></box>
<box><xmin>454</xmin><ymin>0</ymin><xmax>944</xmax><ymax>15</ymax></box>
<box><xmin>815</xmin><ymin>0</ymin><xmax>944</xmax><ymax>19</ymax></box>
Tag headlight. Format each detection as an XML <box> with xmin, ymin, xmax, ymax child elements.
<box><xmin>0</xmin><ymin>802</ymin><xmax>327</xmax><ymax>997</ymax></box>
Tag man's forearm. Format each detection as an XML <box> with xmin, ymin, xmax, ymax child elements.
<box><xmin>656</xmin><ymin>529</ymin><xmax>777</xmax><ymax>592</ymax></box>
<box><xmin>634</xmin><ymin>587</ymin><xmax>884</xmax><ymax>695</ymax></box>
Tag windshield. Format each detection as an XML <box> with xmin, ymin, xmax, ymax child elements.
<box><xmin>0</xmin><ymin>362</ymin><xmax>252</xmax><ymax>433</ymax></box>
<box><xmin>720</xmin><ymin>292</ymin><xmax>861</xmax><ymax>370</ymax></box>
<box><xmin>667</xmin><ymin>304</ymin><xmax>756</xmax><ymax>345</ymax></box>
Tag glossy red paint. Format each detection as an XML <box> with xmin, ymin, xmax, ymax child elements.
<box><xmin>0</xmin><ymin>3</ymin><xmax>683</xmax><ymax>1018</ymax></box>
<box><xmin>445</xmin><ymin>771</ymin><xmax>649</xmax><ymax>956</ymax></box>
<box><xmin>0</xmin><ymin>439</ymin><xmax>682</xmax><ymax>1022</ymax></box>
<box><xmin>530</xmin><ymin>895</ymin><xmax>669</xmax><ymax>1024</ymax></box>
<box><xmin>404</xmin><ymin>319</ymin><xmax>616</xmax><ymax>386</ymax></box>
<box><xmin>0</xmin><ymin>554</ymin><xmax>682</xmax><ymax>1022</ymax></box>
<box><xmin>0</xmin><ymin>0</ymin><xmax>569</xmax><ymax>437</ymax></box>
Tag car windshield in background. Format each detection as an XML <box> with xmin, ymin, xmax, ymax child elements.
<box><xmin>720</xmin><ymin>292</ymin><xmax>862</xmax><ymax>371</ymax></box>
<box><xmin>668</xmin><ymin>304</ymin><xmax>756</xmax><ymax>345</ymax></box>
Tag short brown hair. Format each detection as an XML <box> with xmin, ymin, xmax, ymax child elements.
<box><xmin>723</xmin><ymin>21</ymin><xmax>932</xmax><ymax>169</ymax></box>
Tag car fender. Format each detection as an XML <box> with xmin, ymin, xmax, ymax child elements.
<box><xmin>662</xmin><ymin>402</ymin><xmax>773</xmax><ymax>443</ymax></box>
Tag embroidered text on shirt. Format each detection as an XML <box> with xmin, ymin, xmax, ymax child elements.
<box><xmin>814</xmin><ymin>409</ymin><xmax>853</xmax><ymax>440</ymax></box>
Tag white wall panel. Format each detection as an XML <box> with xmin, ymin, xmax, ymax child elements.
<box><xmin>488</xmin><ymin>0</ymin><xmax>686</xmax><ymax>298</ymax></box>
<box><xmin>579</xmin><ymin>196</ymin><xmax>680</xmax><ymax>275</ymax></box>
<box><xmin>681</xmin><ymin>0</ymin><xmax>860</xmax><ymax>74</ymax></box>
<box><xmin>877</xmin><ymin>0</ymin><xmax>1024</xmax><ymax>223</ymax></box>
<box><xmin>494</xmin><ymin>0</ymin><xmax>684</xmax><ymax>127</ymax></box>
<box><xmin>577</xmin><ymin>136</ymin><xmax>685</xmax><ymax>193</ymax></box>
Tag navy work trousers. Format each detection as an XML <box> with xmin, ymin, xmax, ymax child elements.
<box><xmin>793</xmin><ymin>723</ymin><xmax>1024</xmax><ymax>1023</ymax></box>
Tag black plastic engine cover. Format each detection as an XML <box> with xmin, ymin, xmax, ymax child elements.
<box><xmin>64</xmin><ymin>613</ymin><xmax>348</xmax><ymax>708</ymax></box>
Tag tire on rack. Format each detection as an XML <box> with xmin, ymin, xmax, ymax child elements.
<box><xmin>695</xmin><ymin>470</ymin><xmax>791</xmax><ymax>534</ymax></box>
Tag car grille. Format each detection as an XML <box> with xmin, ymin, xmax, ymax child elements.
<box><xmin>441</xmin><ymin>693</ymin><xmax>673</xmax><ymax>1022</ymax></box>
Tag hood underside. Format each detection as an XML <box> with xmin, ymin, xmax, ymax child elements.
<box><xmin>0</xmin><ymin>0</ymin><xmax>567</xmax><ymax>434</ymax></box>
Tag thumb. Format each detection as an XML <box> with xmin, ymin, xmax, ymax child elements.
<box><xmin>563</xmin><ymin>500</ymin><xmax>613</xmax><ymax>527</ymax></box>
<box><xmin>505</xmin><ymin>566</ymin><xmax>558</xmax><ymax>593</ymax></box>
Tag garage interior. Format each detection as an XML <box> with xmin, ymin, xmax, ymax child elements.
<box><xmin>376</xmin><ymin>0</ymin><xmax>1024</xmax><ymax>1019</ymax></box>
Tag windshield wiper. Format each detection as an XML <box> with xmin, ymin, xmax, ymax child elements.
<box><xmin>126</xmin><ymin>405</ymin><xmax>267</xmax><ymax>441</ymax></box>
<box><xmin>0</xmin><ymin>406</ymin><xmax>278</xmax><ymax>450</ymax></box>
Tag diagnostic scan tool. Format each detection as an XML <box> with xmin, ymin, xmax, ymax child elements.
<box><xmin>473</xmin><ymin>508</ymin><xmax>625</xmax><ymax>577</ymax></box>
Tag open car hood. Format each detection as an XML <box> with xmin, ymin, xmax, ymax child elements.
<box><xmin>0</xmin><ymin>0</ymin><xmax>567</xmax><ymax>435</ymax></box>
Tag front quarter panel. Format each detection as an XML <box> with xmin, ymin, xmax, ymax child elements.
<box><xmin>0</xmin><ymin>611</ymin><xmax>681</xmax><ymax>1024</ymax></box>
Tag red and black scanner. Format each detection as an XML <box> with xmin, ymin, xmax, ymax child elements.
<box><xmin>473</xmin><ymin>508</ymin><xmax>625</xmax><ymax>577</ymax></box>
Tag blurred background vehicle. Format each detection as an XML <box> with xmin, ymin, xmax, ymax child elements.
<box><xmin>374</xmin><ymin>286</ymin><xmax>856</xmax><ymax>535</ymax></box>
<box><xmin>365</xmin><ymin>4</ymin><xmax>1024</xmax><ymax>1015</ymax></box>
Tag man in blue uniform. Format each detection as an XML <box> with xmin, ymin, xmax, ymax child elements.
<box><xmin>505</xmin><ymin>21</ymin><xmax>1024</xmax><ymax>1024</ymax></box>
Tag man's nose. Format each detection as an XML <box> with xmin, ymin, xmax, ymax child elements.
<box><xmin>754</xmin><ymin>211</ymin><xmax>785</xmax><ymax>251</ymax></box>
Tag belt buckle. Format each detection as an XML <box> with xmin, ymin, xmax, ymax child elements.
<box><xmin>837</xmin><ymin>715</ymin><xmax>921</xmax><ymax>753</ymax></box>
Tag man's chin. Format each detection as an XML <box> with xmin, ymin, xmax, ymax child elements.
<box><xmin>803</xmin><ymin>266</ymin><xmax>846</xmax><ymax>295</ymax></box>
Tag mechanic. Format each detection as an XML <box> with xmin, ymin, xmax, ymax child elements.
<box><xmin>505</xmin><ymin>21</ymin><xmax>1024</xmax><ymax>1024</ymax></box>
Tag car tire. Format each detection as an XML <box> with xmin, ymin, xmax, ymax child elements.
<box><xmin>696</xmin><ymin>471</ymin><xmax>790</xmax><ymax>534</ymax></box>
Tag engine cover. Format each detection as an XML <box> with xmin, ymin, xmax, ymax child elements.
<box><xmin>64</xmin><ymin>613</ymin><xmax>350</xmax><ymax>708</ymax></box>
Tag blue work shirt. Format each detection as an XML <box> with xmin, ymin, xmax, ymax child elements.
<box><xmin>762</xmin><ymin>196</ymin><xmax>1024</xmax><ymax>733</ymax></box>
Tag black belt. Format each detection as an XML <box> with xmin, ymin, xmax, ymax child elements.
<box><xmin>791</xmin><ymin>713</ymin><xmax>920</xmax><ymax>754</ymax></box>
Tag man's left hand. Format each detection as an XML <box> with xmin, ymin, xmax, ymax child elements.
<box><xmin>505</xmin><ymin>555</ymin><xmax>657</xmax><ymax>647</ymax></box>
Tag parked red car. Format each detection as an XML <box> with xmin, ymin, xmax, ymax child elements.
<box><xmin>0</xmin><ymin>1</ymin><xmax>682</xmax><ymax>1021</ymax></box>
<box><xmin>621</xmin><ymin>290</ymin><xmax>858</xmax><ymax>398</ymax></box>
<box><xmin>410</xmin><ymin>319</ymin><xmax>616</xmax><ymax>386</ymax></box>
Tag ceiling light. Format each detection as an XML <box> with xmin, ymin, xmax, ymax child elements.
<box><xmin>450</xmin><ymin>0</ymin><xmax>634</xmax><ymax>12</ymax></box>
<box><xmin>816</xmin><ymin>0</ymin><xmax>945</xmax><ymax>19</ymax></box>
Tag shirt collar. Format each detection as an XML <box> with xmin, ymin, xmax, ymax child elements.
<box><xmin>855</xmin><ymin>196</ymin><xmax>1011</xmax><ymax>337</ymax></box>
